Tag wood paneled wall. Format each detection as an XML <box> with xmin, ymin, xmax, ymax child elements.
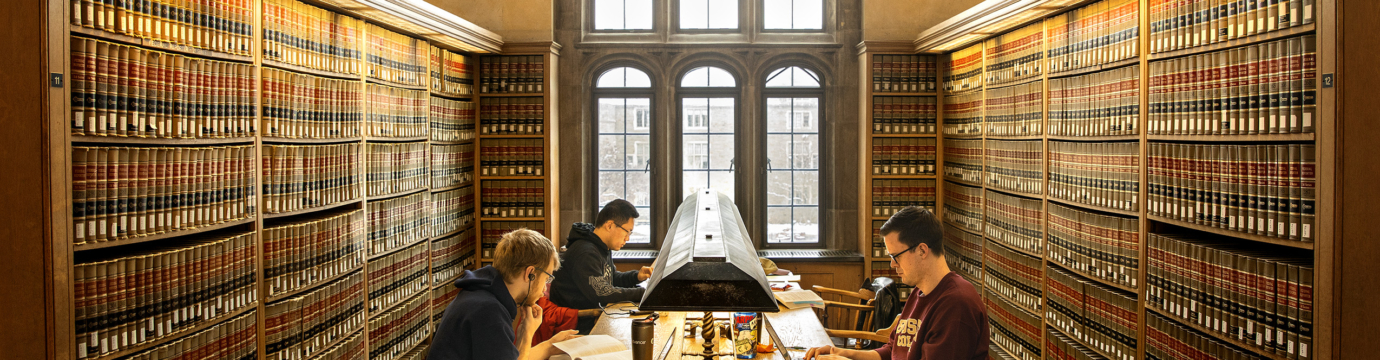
<box><xmin>1336</xmin><ymin>0</ymin><xmax>1380</xmax><ymax>357</ymax></box>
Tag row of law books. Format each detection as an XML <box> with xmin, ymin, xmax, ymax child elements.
<box><xmin>262</xmin><ymin>67</ymin><xmax>362</xmax><ymax>139</ymax></box>
<box><xmin>871</xmin><ymin>137</ymin><xmax>936</xmax><ymax>176</ymax></box>
<box><xmin>1046</xmin><ymin>267</ymin><xmax>1140</xmax><ymax>360</ymax></box>
<box><xmin>431</xmin><ymin>281</ymin><xmax>461</xmax><ymax>324</ymax></box>
<box><xmin>985</xmin><ymin>190</ymin><xmax>1044</xmax><ymax>255</ymax></box>
<box><xmin>430</xmin><ymin>228</ymin><xmax>476</xmax><ymax>287</ymax></box>
<box><xmin>1148</xmin><ymin>35</ymin><xmax>1317</xmax><ymax>135</ymax></box>
<box><xmin>367</xmin><ymin>84</ymin><xmax>429</xmax><ymax>138</ymax></box>
<box><xmin>986</xmin><ymin>81</ymin><xmax>1044</xmax><ymax>137</ymax></box>
<box><xmin>1048</xmin><ymin>203</ymin><xmax>1141</xmax><ymax>289</ymax></box>
<box><xmin>72</xmin><ymin>145</ymin><xmax>256</xmax><ymax>244</ymax></box>
<box><xmin>118</xmin><ymin>310</ymin><xmax>258</xmax><ymax>360</ymax></box>
<box><xmin>984</xmin><ymin>238</ymin><xmax>1045</xmax><ymax>313</ymax></box>
<box><xmin>943</xmin><ymin>182</ymin><xmax>985</xmax><ymax>233</ymax></box>
<box><xmin>265</xmin><ymin>271</ymin><xmax>364</xmax><ymax>360</ymax></box>
<box><xmin>367</xmin><ymin>242</ymin><xmax>428</xmax><ymax>317</ymax></box>
<box><xmin>1047</xmin><ymin>0</ymin><xmax>1140</xmax><ymax>73</ymax></box>
<box><xmin>1150</xmin><ymin>0</ymin><xmax>1315</xmax><ymax>54</ymax></box>
<box><xmin>74</xmin><ymin>231</ymin><xmax>258</xmax><ymax>359</ymax></box>
<box><xmin>944</xmin><ymin>223</ymin><xmax>986</xmax><ymax>285</ymax></box>
<box><xmin>368</xmin><ymin>293</ymin><xmax>430</xmax><ymax>360</ymax></box>
<box><xmin>480</xmin><ymin>180</ymin><xmax>546</xmax><ymax>218</ymax></box>
<box><xmin>71</xmin><ymin>37</ymin><xmax>256</xmax><ymax>139</ymax></box>
<box><xmin>480</xmin><ymin>55</ymin><xmax>545</xmax><ymax>94</ymax></box>
<box><xmin>1050</xmin><ymin>65</ymin><xmax>1141</xmax><ymax>137</ymax></box>
<box><xmin>430</xmin><ymin>97</ymin><xmax>477</xmax><ymax>143</ymax></box>
<box><xmin>70</xmin><ymin>0</ymin><xmax>253</xmax><ymax>55</ymax></box>
<box><xmin>943</xmin><ymin>139</ymin><xmax>984</xmax><ymax>184</ymax></box>
<box><xmin>986</xmin><ymin>22</ymin><xmax>1044</xmax><ymax>86</ymax></box>
<box><xmin>479</xmin><ymin>97</ymin><xmax>546</xmax><ymax>135</ymax></box>
<box><xmin>365</xmin><ymin>24</ymin><xmax>425</xmax><ymax>87</ymax></box>
<box><xmin>985</xmin><ymin>140</ymin><xmax>1044</xmax><ymax>195</ymax></box>
<box><xmin>1050</xmin><ymin>141</ymin><xmax>1141</xmax><ymax>212</ymax></box>
<box><xmin>431</xmin><ymin>143</ymin><xmax>475</xmax><ymax>189</ymax></box>
<box><xmin>1044</xmin><ymin>327</ymin><xmax>1105</xmax><ymax>360</ymax></box>
<box><xmin>366</xmin><ymin>192</ymin><xmax>431</xmax><ymax>257</ymax></box>
<box><xmin>943</xmin><ymin>44</ymin><xmax>984</xmax><ymax>93</ymax></box>
<box><xmin>480</xmin><ymin>139</ymin><xmax>545</xmax><ymax>176</ymax></box>
<box><xmin>431</xmin><ymin>186</ymin><xmax>475</xmax><ymax>238</ymax></box>
<box><xmin>263</xmin><ymin>209</ymin><xmax>364</xmax><ymax>298</ymax></box>
<box><xmin>987</xmin><ymin>291</ymin><xmax>1043</xmax><ymax>360</ymax></box>
<box><xmin>871</xmin><ymin>54</ymin><xmax>938</xmax><ymax>93</ymax></box>
<box><xmin>1148</xmin><ymin>142</ymin><xmax>1315</xmax><ymax>242</ymax></box>
<box><xmin>870</xmin><ymin>220</ymin><xmax>885</xmax><ymax>258</ymax></box>
<box><xmin>429</xmin><ymin>46</ymin><xmax>475</xmax><ymax>97</ymax></box>
<box><xmin>870</xmin><ymin>261</ymin><xmax>899</xmax><ymax>278</ymax></box>
<box><xmin>262</xmin><ymin>143</ymin><xmax>360</xmax><ymax>215</ymax></box>
<box><xmin>366</xmin><ymin>142</ymin><xmax>429</xmax><ymax>197</ymax></box>
<box><xmin>479</xmin><ymin>222</ymin><xmax>545</xmax><ymax>258</ymax></box>
<box><xmin>1146</xmin><ymin>312</ymin><xmax>1261</xmax><ymax>360</ymax></box>
<box><xmin>316</xmin><ymin>331</ymin><xmax>367</xmax><ymax>360</ymax></box>
<box><xmin>263</xmin><ymin>0</ymin><xmax>362</xmax><ymax>75</ymax></box>
<box><xmin>870</xmin><ymin>179</ymin><xmax>936</xmax><ymax>217</ymax></box>
<box><xmin>871</xmin><ymin>96</ymin><xmax>937</xmax><ymax>135</ymax></box>
<box><xmin>1147</xmin><ymin>233</ymin><xmax>1313</xmax><ymax>359</ymax></box>
<box><xmin>944</xmin><ymin>92</ymin><xmax>984</xmax><ymax>136</ymax></box>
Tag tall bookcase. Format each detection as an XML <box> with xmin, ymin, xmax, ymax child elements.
<box><xmin>46</xmin><ymin>0</ymin><xmax>525</xmax><ymax>359</ymax></box>
<box><xmin>901</xmin><ymin>0</ymin><xmax>1337</xmax><ymax>360</ymax></box>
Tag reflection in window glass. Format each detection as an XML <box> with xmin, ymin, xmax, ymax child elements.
<box><xmin>597</xmin><ymin>67</ymin><xmax>653</xmax><ymax>88</ymax></box>
<box><xmin>680</xmin><ymin>0</ymin><xmax>739</xmax><ymax>29</ymax></box>
<box><xmin>763</xmin><ymin>0</ymin><xmax>822</xmax><ymax>30</ymax></box>
<box><xmin>595</xmin><ymin>0</ymin><xmax>654</xmax><ymax>30</ymax></box>
<box><xmin>766</xmin><ymin>97</ymin><xmax>819</xmax><ymax>243</ymax></box>
<box><xmin>682</xmin><ymin>98</ymin><xmax>735</xmax><ymax>201</ymax></box>
<box><xmin>598</xmin><ymin>98</ymin><xmax>653</xmax><ymax>243</ymax></box>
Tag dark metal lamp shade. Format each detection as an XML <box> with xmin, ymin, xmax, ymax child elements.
<box><xmin>638</xmin><ymin>189</ymin><xmax>779</xmax><ymax>312</ymax></box>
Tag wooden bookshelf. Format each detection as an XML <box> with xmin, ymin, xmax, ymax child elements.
<box><xmin>910</xmin><ymin>0</ymin><xmax>1334</xmax><ymax>359</ymax></box>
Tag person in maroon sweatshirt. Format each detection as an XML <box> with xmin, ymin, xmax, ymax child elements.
<box><xmin>806</xmin><ymin>206</ymin><xmax>989</xmax><ymax>360</ymax></box>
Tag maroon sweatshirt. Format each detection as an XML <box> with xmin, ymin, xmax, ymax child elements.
<box><xmin>873</xmin><ymin>272</ymin><xmax>989</xmax><ymax>360</ymax></box>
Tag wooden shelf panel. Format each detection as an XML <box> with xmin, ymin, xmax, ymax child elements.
<box><xmin>261</xmin><ymin>137</ymin><xmax>363</xmax><ymax>144</ymax></box>
<box><xmin>429</xmin><ymin>91</ymin><xmax>474</xmax><ymax>100</ymax></box>
<box><xmin>71</xmin><ymin>136</ymin><xmax>256</xmax><ymax>145</ymax></box>
<box><xmin>364</xmin><ymin>136</ymin><xmax>429</xmax><ymax>142</ymax></box>
<box><xmin>1147</xmin><ymin>133</ymin><xmax>1316</xmax><ymax>142</ymax></box>
<box><xmin>265</xmin><ymin>267</ymin><xmax>365</xmax><ymax>303</ymax></box>
<box><xmin>1045</xmin><ymin>197</ymin><xmax>1140</xmax><ymax>218</ymax></box>
<box><xmin>1047</xmin><ymin>58</ymin><xmax>1141</xmax><ymax>79</ymax></box>
<box><xmin>262</xmin><ymin>199</ymin><xmax>363</xmax><ymax>220</ymax></box>
<box><xmin>73</xmin><ymin>217</ymin><xmax>255</xmax><ymax>251</ymax></box>
<box><xmin>1147</xmin><ymin>215</ymin><xmax>1315</xmax><ymax>250</ymax></box>
<box><xmin>70</xmin><ymin>27</ymin><xmax>253</xmax><ymax>63</ymax></box>
<box><xmin>365</xmin><ymin>77</ymin><xmax>427</xmax><ymax>90</ymax></box>
<box><xmin>366</xmin><ymin>187</ymin><xmax>428</xmax><ymax>202</ymax></box>
<box><xmin>1046</xmin><ymin>259</ymin><xmax>1138</xmax><ymax>294</ymax></box>
<box><xmin>429</xmin><ymin>139</ymin><xmax>476</xmax><ymax>145</ymax></box>
<box><xmin>1148</xmin><ymin>23</ymin><xmax>1316</xmax><ymax>61</ymax></box>
<box><xmin>1145</xmin><ymin>307</ymin><xmax>1292</xmax><ymax>360</ymax></box>
<box><xmin>262</xmin><ymin>59</ymin><xmax>361</xmax><ymax>80</ymax></box>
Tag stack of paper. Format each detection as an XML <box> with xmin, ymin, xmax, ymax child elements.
<box><xmin>774</xmin><ymin>290</ymin><xmax>825</xmax><ymax>310</ymax></box>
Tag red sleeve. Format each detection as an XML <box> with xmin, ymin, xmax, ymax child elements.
<box><xmin>533</xmin><ymin>296</ymin><xmax>580</xmax><ymax>344</ymax></box>
<box><xmin>874</xmin><ymin>344</ymin><xmax>892</xmax><ymax>359</ymax></box>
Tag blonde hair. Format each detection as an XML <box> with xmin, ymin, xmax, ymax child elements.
<box><xmin>493</xmin><ymin>228</ymin><xmax>559</xmax><ymax>281</ymax></box>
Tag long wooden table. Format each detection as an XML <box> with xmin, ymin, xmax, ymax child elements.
<box><xmin>589</xmin><ymin>305</ymin><xmax>832</xmax><ymax>360</ymax></box>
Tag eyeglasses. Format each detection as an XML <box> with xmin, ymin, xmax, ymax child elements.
<box><xmin>617</xmin><ymin>224</ymin><xmax>634</xmax><ymax>236</ymax></box>
<box><xmin>887</xmin><ymin>244</ymin><xmax>919</xmax><ymax>263</ymax></box>
<box><xmin>542</xmin><ymin>270</ymin><xmax>555</xmax><ymax>284</ymax></box>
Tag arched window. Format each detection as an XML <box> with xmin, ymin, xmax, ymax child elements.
<box><xmin>678</xmin><ymin>66</ymin><xmax>739</xmax><ymax>203</ymax></box>
<box><xmin>594</xmin><ymin>67</ymin><xmax>654</xmax><ymax>244</ymax></box>
<box><xmin>763</xmin><ymin>66</ymin><xmax>821</xmax><ymax>245</ymax></box>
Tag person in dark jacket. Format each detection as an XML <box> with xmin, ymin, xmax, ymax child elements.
<box><xmin>550</xmin><ymin>199</ymin><xmax>653</xmax><ymax>333</ymax></box>
<box><xmin>426</xmin><ymin>228</ymin><xmax>579</xmax><ymax>360</ymax></box>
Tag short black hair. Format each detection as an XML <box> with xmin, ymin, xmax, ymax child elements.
<box><xmin>878</xmin><ymin>206</ymin><xmax>945</xmax><ymax>257</ymax></box>
<box><xmin>595</xmin><ymin>199</ymin><xmax>640</xmax><ymax>227</ymax></box>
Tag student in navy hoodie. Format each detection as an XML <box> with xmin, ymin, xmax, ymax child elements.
<box><xmin>426</xmin><ymin>228</ymin><xmax>579</xmax><ymax>360</ymax></box>
<box><xmin>549</xmin><ymin>199</ymin><xmax>654</xmax><ymax>333</ymax></box>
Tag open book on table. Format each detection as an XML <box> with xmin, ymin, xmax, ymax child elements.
<box><xmin>548</xmin><ymin>335</ymin><xmax>633</xmax><ymax>360</ymax></box>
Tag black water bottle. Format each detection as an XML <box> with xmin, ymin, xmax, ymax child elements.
<box><xmin>631</xmin><ymin>316</ymin><xmax>656</xmax><ymax>360</ymax></box>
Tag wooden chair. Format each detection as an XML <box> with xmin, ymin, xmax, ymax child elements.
<box><xmin>811</xmin><ymin>285</ymin><xmax>885</xmax><ymax>348</ymax></box>
<box><xmin>824</xmin><ymin>315</ymin><xmax>902</xmax><ymax>344</ymax></box>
